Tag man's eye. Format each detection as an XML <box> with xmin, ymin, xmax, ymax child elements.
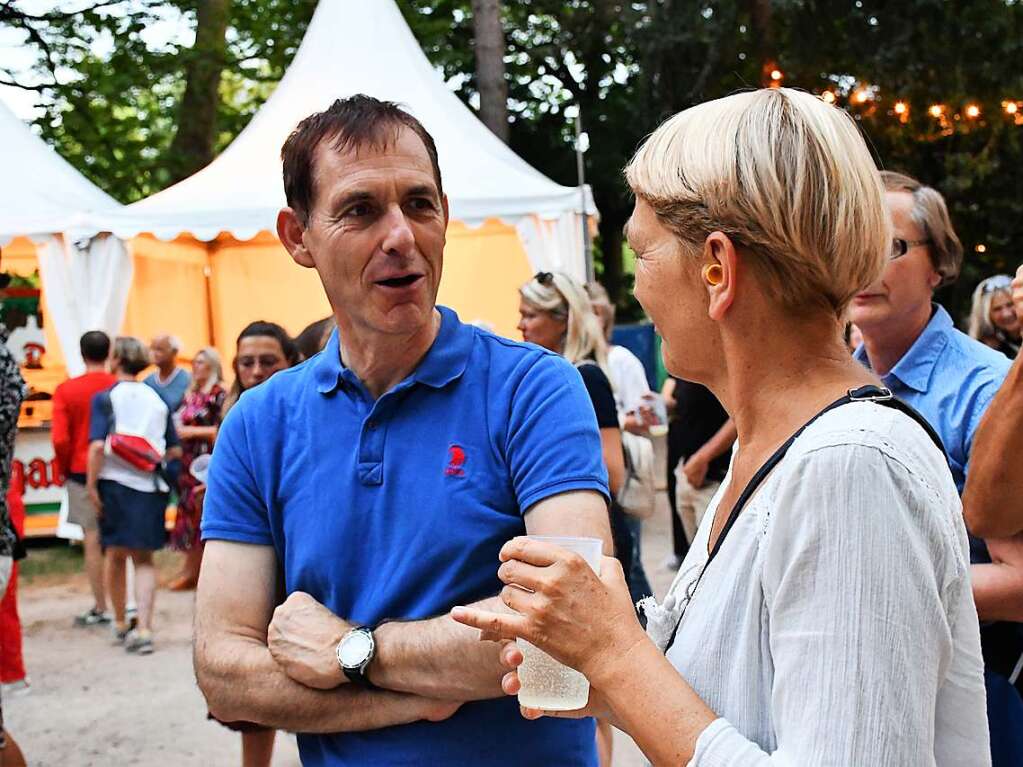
<box><xmin>345</xmin><ymin>204</ymin><xmax>371</xmax><ymax>218</ymax></box>
<box><xmin>409</xmin><ymin>197</ymin><xmax>435</xmax><ymax>211</ymax></box>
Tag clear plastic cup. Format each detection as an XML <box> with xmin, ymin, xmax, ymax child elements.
<box><xmin>516</xmin><ymin>535</ymin><xmax>603</xmax><ymax>711</ymax></box>
<box><xmin>643</xmin><ymin>393</ymin><xmax>669</xmax><ymax>437</ymax></box>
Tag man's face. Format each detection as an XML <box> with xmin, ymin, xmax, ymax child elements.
<box><xmin>849</xmin><ymin>191</ymin><xmax>942</xmax><ymax>332</ymax></box>
<box><xmin>150</xmin><ymin>337</ymin><xmax>175</xmax><ymax>367</ymax></box>
<box><xmin>296</xmin><ymin>128</ymin><xmax>448</xmax><ymax>338</ymax></box>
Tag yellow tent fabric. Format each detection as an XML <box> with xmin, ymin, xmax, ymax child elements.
<box><xmin>11</xmin><ymin>219</ymin><xmax>532</xmax><ymax>388</ymax></box>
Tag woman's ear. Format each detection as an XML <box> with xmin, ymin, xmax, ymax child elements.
<box><xmin>704</xmin><ymin>232</ymin><xmax>737</xmax><ymax>321</ymax></box>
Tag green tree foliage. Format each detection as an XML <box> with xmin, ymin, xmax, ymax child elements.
<box><xmin>6</xmin><ymin>0</ymin><xmax>1022</xmax><ymax>320</ymax></box>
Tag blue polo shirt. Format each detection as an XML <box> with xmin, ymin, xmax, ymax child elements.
<box><xmin>202</xmin><ymin>306</ymin><xmax>608</xmax><ymax>767</ymax></box>
<box><xmin>854</xmin><ymin>304</ymin><xmax>1010</xmax><ymax>493</ymax></box>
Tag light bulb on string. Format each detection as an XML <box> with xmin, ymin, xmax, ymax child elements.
<box><xmin>928</xmin><ymin>104</ymin><xmax>945</xmax><ymax>118</ymax></box>
<box><xmin>770</xmin><ymin>69</ymin><xmax>783</xmax><ymax>82</ymax></box>
<box><xmin>966</xmin><ymin>104</ymin><xmax>981</xmax><ymax>119</ymax></box>
<box><xmin>821</xmin><ymin>90</ymin><xmax>836</xmax><ymax>104</ymax></box>
<box><xmin>1004</xmin><ymin>101</ymin><xmax>1019</xmax><ymax>115</ymax></box>
<box><xmin>853</xmin><ymin>88</ymin><xmax>871</xmax><ymax>105</ymax></box>
<box><xmin>975</xmin><ymin>244</ymin><xmax>987</xmax><ymax>254</ymax></box>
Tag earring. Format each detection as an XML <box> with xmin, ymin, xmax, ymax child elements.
<box><xmin>702</xmin><ymin>264</ymin><xmax>723</xmax><ymax>286</ymax></box>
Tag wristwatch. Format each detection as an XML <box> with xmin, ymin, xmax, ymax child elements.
<box><xmin>336</xmin><ymin>626</ymin><xmax>376</xmax><ymax>687</ymax></box>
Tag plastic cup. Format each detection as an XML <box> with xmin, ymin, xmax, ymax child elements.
<box><xmin>515</xmin><ymin>535</ymin><xmax>603</xmax><ymax>711</ymax></box>
<box><xmin>642</xmin><ymin>393</ymin><xmax>669</xmax><ymax>437</ymax></box>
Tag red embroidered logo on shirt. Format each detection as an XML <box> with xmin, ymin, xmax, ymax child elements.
<box><xmin>445</xmin><ymin>445</ymin><xmax>466</xmax><ymax>477</ymax></box>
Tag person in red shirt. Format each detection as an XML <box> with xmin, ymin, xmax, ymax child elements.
<box><xmin>51</xmin><ymin>331</ymin><xmax>116</xmax><ymax>626</ymax></box>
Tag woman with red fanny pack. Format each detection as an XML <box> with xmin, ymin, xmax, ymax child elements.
<box><xmin>86</xmin><ymin>336</ymin><xmax>182</xmax><ymax>656</ymax></box>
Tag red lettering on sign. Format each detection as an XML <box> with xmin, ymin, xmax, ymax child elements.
<box><xmin>9</xmin><ymin>461</ymin><xmax>24</xmax><ymax>496</ymax></box>
<box><xmin>27</xmin><ymin>458</ymin><xmax>49</xmax><ymax>490</ymax></box>
<box><xmin>50</xmin><ymin>458</ymin><xmax>64</xmax><ymax>486</ymax></box>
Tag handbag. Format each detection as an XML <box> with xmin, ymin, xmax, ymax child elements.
<box><xmin>618</xmin><ymin>431</ymin><xmax>657</xmax><ymax>519</ymax></box>
<box><xmin>108</xmin><ymin>433</ymin><xmax>162</xmax><ymax>472</ymax></box>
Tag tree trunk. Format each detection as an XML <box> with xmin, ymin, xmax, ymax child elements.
<box><xmin>598</xmin><ymin>208</ymin><xmax>625</xmax><ymax>304</ymax></box>
<box><xmin>167</xmin><ymin>0</ymin><xmax>232</xmax><ymax>182</ymax></box>
<box><xmin>748</xmin><ymin>0</ymin><xmax>776</xmax><ymax>84</ymax></box>
<box><xmin>470</xmin><ymin>0</ymin><xmax>509</xmax><ymax>143</ymax></box>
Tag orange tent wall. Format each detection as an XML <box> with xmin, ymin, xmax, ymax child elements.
<box><xmin>9</xmin><ymin>217</ymin><xmax>533</xmax><ymax>391</ymax></box>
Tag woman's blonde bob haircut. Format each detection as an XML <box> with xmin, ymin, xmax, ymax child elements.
<box><xmin>625</xmin><ymin>88</ymin><xmax>890</xmax><ymax>315</ymax></box>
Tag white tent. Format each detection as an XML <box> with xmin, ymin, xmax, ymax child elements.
<box><xmin>80</xmin><ymin>0</ymin><xmax>596</xmax><ymax>353</ymax></box>
<box><xmin>102</xmin><ymin>0</ymin><xmax>595</xmax><ymax>265</ymax></box>
<box><xmin>0</xmin><ymin>99</ymin><xmax>130</xmax><ymax>377</ymax></box>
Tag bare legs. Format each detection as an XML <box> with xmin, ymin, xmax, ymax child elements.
<box><xmin>105</xmin><ymin>547</ymin><xmax>157</xmax><ymax>633</ymax></box>
<box><xmin>241</xmin><ymin>729</ymin><xmax>276</xmax><ymax>767</ymax></box>
<box><xmin>82</xmin><ymin>528</ymin><xmax>107</xmax><ymax>613</ymax></box>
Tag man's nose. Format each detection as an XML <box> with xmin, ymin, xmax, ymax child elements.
<box><xmin>380</xmin><ymin>205</ymin><xmax>415</xmax><ymax>256</ymax></box>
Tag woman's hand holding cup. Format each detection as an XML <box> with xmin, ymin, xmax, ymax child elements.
<box><xmin>451</xmin><ymin>536</ymin><xmax>646</xmax><ymax>717</ymax></box>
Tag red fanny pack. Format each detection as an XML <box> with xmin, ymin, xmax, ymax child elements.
<box><xmin>109</xmin><ymin>434</ymin><xmax>162</xmax><ymax>472</ymax></box>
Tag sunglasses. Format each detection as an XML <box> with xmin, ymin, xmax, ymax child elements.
<box><xmin>534</xmin><ymin>271</ymin><xmax>554</xmax><ymax>286</ymax></box>
<box><xmin>980</xmin><ymin>275</ymin><xmax>1013</xmax><ymax>294</ymax></box>
<box><xmin>890</xmin><ymin>238</ymin><xmax>932</xmax><ymax>259</ymax></box>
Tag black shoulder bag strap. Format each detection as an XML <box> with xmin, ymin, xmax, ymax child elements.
<box><xmin>663</xmin><ymin>385</ymin><xmax>945</xmax><ymax>653</ymax></box>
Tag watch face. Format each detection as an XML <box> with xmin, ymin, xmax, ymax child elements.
<box><xmin>339</xmin><ymin>631</ymin><xmax>373</xmax><ymax>668</ymax></box>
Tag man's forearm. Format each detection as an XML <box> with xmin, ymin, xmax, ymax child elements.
<box><xmin>693</xmin><ymin>419</ymin><xmax>737</xmax><ymax>463</ymax></box>
<box><xmin>971</xmin><ymin>562</ymin><xmax>1023</xmax><ymax>622</ymax></box>
<box><xmin>195</xmin><ymin>630</ymin><xmax>451</xmax><ymax>732</ymax></box>
<box><xmin>370</xmin><ymin>596</ymin><xmax>508</xmax><ymax>701</ymax></box>
<box><xmin>963</xmin><ymin>358</ymin><xmax>1023</xmax><ymax>537</ymax></box>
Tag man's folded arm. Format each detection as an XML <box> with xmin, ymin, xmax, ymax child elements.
<box><xmin>367</xmin><ymin>489</ymin><xmax>612</xmax><ymax>700</ymax></box>
<box><xmin>194</xmin><ymin>539</ymin><xmax>458</xmax><ymax>732</ymax></box>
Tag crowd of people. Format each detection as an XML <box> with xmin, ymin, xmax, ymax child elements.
<box><xmin>0</xmin><ymin>88</ymin><xmax>1022</xmax><ymax>766</ymax></box>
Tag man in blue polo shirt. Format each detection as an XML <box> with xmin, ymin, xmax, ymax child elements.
<box><xmin>194</xmin><ymin>95</ymin><xmax>612</xmax><ymax>766</ymax></box>
<box><xmin>851</xmin><ymin>171</ymin><xmax>1022</xmax><ymax>766</ymax></box>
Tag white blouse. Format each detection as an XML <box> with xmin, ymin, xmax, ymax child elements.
<box><xmin>645</xmin><ymin>401</ymin><xmax>990</xmax><ymax>766</ymax></box>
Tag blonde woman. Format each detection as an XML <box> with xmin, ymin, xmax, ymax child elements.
<box><xmin>168</xmin><ymin>347</ymin><xmax>225</xmax><ymax>590</ymax></box>
<box><xmin>456</xmin><ymin>88</ymin><xmax>989</xmax><ymax>765</ymax></box>
<box><xmin>968</xmin><ymin>274</ymin><xmax>1019</xmax><ymax>359</ymax></box>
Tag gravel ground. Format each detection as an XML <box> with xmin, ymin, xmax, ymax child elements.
<box><xmin>9</xmin><ymin>490</ymin><xmax>677</xmax><ymax>766</ymax></box>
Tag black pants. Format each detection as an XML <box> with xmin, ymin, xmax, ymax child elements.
<box><xmin>666</xmin><ymin>421</ymin><xmax>690</xmax><ymax>559</ymax></box>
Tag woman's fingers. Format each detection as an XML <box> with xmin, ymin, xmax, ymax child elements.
<box><xmin>501</xmin><ymin>670</ymin><xmax>521</xmax><ymax>695</ymax></box>
<box><xmin>497</xmin><ymin>558</ymin><xmax>547</xmax><ymax>591</ymax></box>
<box><xmin>500</xmin><ymin>640</ymin><xmax>524</xmax><ymax>669</ymax></box>
<box><xmin>499</xmin><ymin>537</ymin><xmax>568</xmax><ymax>567</ymax></box>
<box><xmin>450</xmin><ymin>606</ymin><xmax>529</xmax><ymax>641</ymax></box>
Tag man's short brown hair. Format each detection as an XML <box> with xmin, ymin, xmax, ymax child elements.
<box><xmin>281</xmin><ymin>94</ymin><xmax>443</xmax><ymax>225</ymax></box>
<box><xmin>880</xmin><ymin>170</ymin><xmax>963</xmax><ymax>287</ymax></box>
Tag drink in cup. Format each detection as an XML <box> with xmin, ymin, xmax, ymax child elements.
<box><xmin>516</xmin><ymin>536</ymin><xmax>603</xmax><ymax>711</ymax></box>
<box><xmin>642</xmin><ymin>393</ymin><xmax>669</xmax><ymax>437</ymax></box>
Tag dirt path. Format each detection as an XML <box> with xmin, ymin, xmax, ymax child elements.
<box><xmin>9</xmin><ymin>493</ymin><xmax>678</xmax><ymax>766</ymax></box>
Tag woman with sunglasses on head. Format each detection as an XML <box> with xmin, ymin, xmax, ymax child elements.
<box><xmin>207</xmin><ymin>321</ymin><xmax>298</xmax><ymax>767</ymax></box>
<box><xmin>517</xmin><ymin>271</ymin><xmax>651</xmax><ymax>604</ymax></box>
<box><xmin>455</xmin><ymin>89</ymin><xmax>989</xmax><ymax>765</ymax></box>
<box><xmin>969</xmin><ymin>274</ymin><xmax>1020</xmax><ymax>359</ymax></box>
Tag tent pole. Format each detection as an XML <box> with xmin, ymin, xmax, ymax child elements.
<box><xmin>574</xmin><ymin>112</ymin><xmax>594</xmax><ymax>283</ymax></box>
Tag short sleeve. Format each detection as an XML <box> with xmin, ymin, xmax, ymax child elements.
<box><xmin>88</xmin><ymin>391</ymin><xmax>113</xmax><ymax>442</ymax></box>
<box><xmin>200</xmin><ymin>404</ymin><xmax>274</xmax><ymax>545</ymax></box>
<box><xmin>577</xmin><ymin>363</ymin><xmax>619</xmax><ymax>429</ymax></box>
<box><xmin>505</xmin><ymin>355</ymin><xmax>610</xmax><ymax>513</ymax></box>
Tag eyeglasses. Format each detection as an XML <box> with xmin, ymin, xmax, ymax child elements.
<box><xmin>534</xmin><ymin>271</ymin><xmax>554</xmax><ymax>286</ymax></box>
<box><xmin>890</xmin><ymin>238</ymin><xmax>932</xmax><ymax>259</ymax></box>
<box><xmin>237</xmin><ymin>355</ymin><xmax>284</xmax><ymax>369</ymax></box>
<box><xmin>980</xmin><ymin>275</ymin><xmax>1013</xmax><ymax>294</ymax></box>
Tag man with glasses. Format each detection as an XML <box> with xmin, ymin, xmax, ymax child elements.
<box><xmin>851</xmin><ymin>171</ymin><xmax>1021</xmax><ymax>766</ymax></box>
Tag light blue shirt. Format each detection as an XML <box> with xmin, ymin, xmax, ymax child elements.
<box><xmin>854</xmin><ymin>304</ymin><xmax>1010</xmax><ymax>493</ymax></box>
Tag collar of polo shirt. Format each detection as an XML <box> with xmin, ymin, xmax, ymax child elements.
<box><xmin>313</xmin><ymin>306</ymin><xmax>474</xmax><ymax>396</ymax></box>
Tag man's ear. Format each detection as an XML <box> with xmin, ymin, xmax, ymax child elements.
<box><xmin>277</xmin><ymin>207</ymin><xmax>315</xmax><ymax>268</ymax></box>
